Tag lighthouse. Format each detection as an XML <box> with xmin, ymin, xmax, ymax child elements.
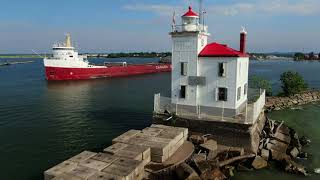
<box><xmin>170</xmin><ymin>6</ymin><xmax>251</xmax><ymax>117</ymax></box>
<box><xmin>154</xmin><ymin>5</ymin><xmax>266</xmax><ymax>153</ymax></box>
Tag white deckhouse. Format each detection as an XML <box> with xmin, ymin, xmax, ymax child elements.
<box><xmin>154</xmin><ymin>6</ymin><xmax>265</xmax><ymax>125</ymax></box>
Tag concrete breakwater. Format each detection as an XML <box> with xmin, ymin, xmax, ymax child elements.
<box><xmin>44</xmin><ymin>120</ymin><xmax>314</xmax><ymax>179</ymax></box>
<box><xmin>0</xmin><ymin>60</ymin><xmax>34</xmax><ymax>66</ymax></box>
<box><xmin>44</xmin><ymin>124</ymin><xmax>192</xmax><ymax>180</ymax></box>
<box><xmin>266</xmin><ymin>90</ymin><xmax>320</xmax><ymax>111</ymax></box>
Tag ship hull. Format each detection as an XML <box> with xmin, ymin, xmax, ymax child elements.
<box><xmin>45</xmin><ymin>64</ymin><xmax>171</xmax><ymax>81</ymax></box>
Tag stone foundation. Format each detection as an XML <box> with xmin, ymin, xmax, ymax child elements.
<box><xmin>153</xmin><ymin>112</ymin><xmax>266</xmax><ymax>154</ymax></box>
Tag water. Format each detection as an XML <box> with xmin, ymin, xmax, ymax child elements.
<box><xmin>0</xmin><ymin>58</ymin><xmax>319</xmax><ymax>179</ymax></box>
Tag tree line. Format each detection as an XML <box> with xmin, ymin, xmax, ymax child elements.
<box><xmin>250</xmin><ymin>71</ymin><xmax>308</xmax><ymax>97</ymax></box>
<box><xmin>294</xmin><ymin>52</ymin><xmax>320</xmax><ymax>61</ymax></box>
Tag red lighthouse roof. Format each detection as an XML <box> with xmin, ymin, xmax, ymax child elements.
<box><xmin>199</xmin><ymin>42</ymin><xmax>248</xmax><ymax>57</ymax></box>
<box><xmin>182</xmin><ymin>6</ymin><xmax>199</xmax><ymax>17</ymax></box>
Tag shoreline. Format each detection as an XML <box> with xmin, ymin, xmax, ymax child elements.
<box><xmin>266</xmin><ymin>90</ymin><xmax>320</xmax><ymax>111</ymax></box>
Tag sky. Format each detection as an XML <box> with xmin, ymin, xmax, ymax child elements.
<box><xmin>0</xmin><ymin>0</ymin><xmax>319</xmax><ymax>54</ymax></box>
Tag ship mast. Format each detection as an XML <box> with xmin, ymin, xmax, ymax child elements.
<box><xmin>65</xmin><ymin>33</ymin><xmax>72</xmax><ymax>47</ymax></box>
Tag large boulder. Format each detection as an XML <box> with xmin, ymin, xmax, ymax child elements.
<box><xmin>252</xmin><ymin>156</ymin><xmax>268</xmax><ymax>169</ymax></box>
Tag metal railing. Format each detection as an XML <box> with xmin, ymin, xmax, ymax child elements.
<box><xmin>172</xmin><ymin>24</ymin><xmax>208</xmax><ymax>33</ymax></box>
<box><xmin>154</xmin><ymin>89</ymin><xmax>266</xmax><ymax>125</ymax></box>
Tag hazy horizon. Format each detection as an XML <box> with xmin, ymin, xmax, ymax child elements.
<box><xmin>0</xmin><ymin>0</ymin><xmax>319</xmax><ymax>54</ymax></box>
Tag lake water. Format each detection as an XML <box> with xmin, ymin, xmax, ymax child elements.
<box><xmin>0</xmin><ymin>58</ymin><xmax>319</xmax><ymax>180</ymax></box>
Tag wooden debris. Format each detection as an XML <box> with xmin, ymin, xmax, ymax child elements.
<box><xmin>200</xmin><ymin>168</ymin><xmax>226</xmax><ymax>180</ymax></box>
<box><xmin>284</xmin><ymin>159</ymin><xmax>308</xmax><ymax>176</ymax></box>
<box><xmin>189</xmin><ymin>135</ymin><xmax>207</xmax><ymax>145</ymax></box>
<box><xmin>200</xmin><ymin>139</ymin><xmax>218</xmax><ymax>152</ymax></box>
<box><xmin>175</xmin><ymin>163</ymin><xmax>200</xmax><ymax>180</ymax></box>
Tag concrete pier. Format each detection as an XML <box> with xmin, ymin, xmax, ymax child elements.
<box><xmin>44</xmin><ymin>125</ymin><xmax>189</xmax><ymax>180</ymax></box>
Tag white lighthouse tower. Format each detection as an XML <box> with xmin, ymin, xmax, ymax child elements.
<box><xmin>170</xmin><ymin>6</ymin><xmax>252</xmax><ymax>118</ymax></box>
<box><xmin>171</xmin><ymin>6</ymin><xmax>209</xmax><ymax>107</ymax></box>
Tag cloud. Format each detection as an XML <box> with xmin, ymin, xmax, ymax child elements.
<box><xmin>214</xmin><ymin>0</ymin><xmax>320</xmax><ymax>16</ymax></box>
<box><xmin>123</xmin><ymin>4</ymin><xmax>181</xmax><ymax>17</ymax></box>
<box><xmin>124</xmin><ymin>0</ymin><xmax>320</xmax><ymax>17</ymax></box>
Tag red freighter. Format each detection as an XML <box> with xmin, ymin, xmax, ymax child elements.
<box><xmin>43</xmin><ymin>34</ymin><xmax>171</xmax><ymax>81</ymax></box>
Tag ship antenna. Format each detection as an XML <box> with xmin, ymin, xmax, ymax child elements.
<box><xmin>32</xmin><ymin>49</ymin><xmax>44</xmax><ymax>58</ymax></box>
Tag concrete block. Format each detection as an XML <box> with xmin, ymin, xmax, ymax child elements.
<box><xmin>44</xmin><ymin>161</ymin><xmax>78</xmax><ymax>180</ymax></box>
<box><xmin>150</xmin><ymin>154</ymin><xmax>169</xmax><ymax>163</ymax></box>
<box><xmin>169</xmin><ymin>139</ymin><xmax>185</xmax><ymax>156</ymax></box>
<box><xmin>104</xmin><ymin>143</ymin><xmax>128</xmax><ymax>154</ymax></box>
<box><xmin>91</xmin><ymin>153</ymin><xmax>119</xmax><ymax>165</ymax></box>
<box><xmin>126</xmin><ymin>137</ymin><xmax>170</xmax><ymax>157</ymax></box>
<box><xmin>144</xmin><ymin>140</ymin><xmax>171</xmax><ymax>157</ymax></box>
<box><xmin>115</xmin><ymin>150</ymin><xmax>143</xmax><ymax>161</ymax></box>
<box><xmin>157</xmin><ymin>129</ymin><xmax>184</xmax><ymax>146</ymax></box>
<box><xmin>88</xmin><ymin>172</ymin><xmax>125</xmax><ymax>180</ymax></box>
<box><xmin>122</xmin><ymin>144</ymin><xmax>151</xmax><ymax>161</ymax></box>
<box><xmin>67</xmin><ymin>166</ymin><xmax>98</xmax><ymax>180</ymax></box>
<box><xmin>112</xmin><ymin>130</ymin><xmax>141</xmax><ymax>144</ymax></box>
<box><xmin>113</xmin><ymin>157</ymin><xmax>144</xmax><ymax>174</ymax></box>
<box><xmin>150</xmin><ymin>124</ymin><xmax>188</xmax><ymax>138</ymax></box>
<box><xmin>102</xmin><ymin>157</ymin><xmax>144</xmax><ymax>180</ymax></box>
<box><xmin>79</xmin><ymin>159</ymin><xmax>110</xmax><ymax>171</ymax></box>
<box><xmin>142</xmin><ymin>127</ymin><xmax>164</xmax><ymax>136</ymax></box>
<box><xmin>52</xmin><ymin>173</ymin><xmax>82</xmax><ymax>180</ymax></box>
<box><xmin>69</xmin><ymin>151</ymin><xmax>97</xmax><ymax>163</ymax></box>
<box><xmin>141</xmin><ymin>153</ymin><xmax>151</xmax><ymax>166</ymax></box>
<box><xmin>133</xmin><ymin>133</ymin><xmax>172</xmax><ymax>145</ymax></box>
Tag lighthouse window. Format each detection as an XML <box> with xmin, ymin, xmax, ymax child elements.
<box><xmin>218</xmin><ymin>63</ymin><xmax>226</xmax><ymax>77</ymax></box>
<box><xmin>237</xmin><ymin>87</ymin><xmax>241</xmax><ymax>101</ymax></box>
<box><xmin>181</xmin><ymin>62</ymin><xmax>188</xmax><ymax>76</ymax></box>
<box><xmin>218</xmin><ymin>88</ymin><xmax>228</xmax><ymax>101</ymax></box>
<box><xmin>180</xmin><ymin>86</ymin><xmax>186</xmax><ymax>99</ymax></box>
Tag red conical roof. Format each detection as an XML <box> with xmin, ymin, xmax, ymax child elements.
<box><xmin>182</xmin><ymin>6</ymin><xmax>199</xmax><ymax>17</ymax></box>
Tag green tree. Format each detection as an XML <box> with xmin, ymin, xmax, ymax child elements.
<box><xmin>280</xmin><ymin>71</ymin><xmax>308</xmax><ymax>96</ymax></box>
<box><xmin>250</xmin><ymin>75</ymin><xmax>273</xmax><ymax>96</ymax></box>
<box><xmin>294</xmin><ymin>52</ymin><xmax>305</xmax><ymax>60</ymax></box>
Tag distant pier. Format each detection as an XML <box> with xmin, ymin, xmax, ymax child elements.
<box><xmin>0</xmin><ymin>60</ymin><xmax>34</xmax><ymax>66</ymax></box>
